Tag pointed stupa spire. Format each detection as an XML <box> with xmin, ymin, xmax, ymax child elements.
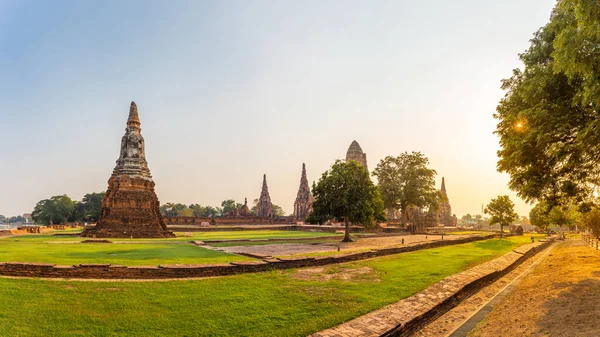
<box><xmin>441</xmin><ymin>177</ymin><xmax>447</xmax><ymax>195</ymax></box>
<box><xmin>294</xmin><ymin>163</ymin><xmax>313</xmax><ymax>220</ymax></box>
<box><xmin>257</xmin><ymin>174</ymin><xmax>273</xmax><ymax>218</ymax></box>
<box><xmin>127</xmin><ymin>101</ymin><xmax>141</xmax><ymax>128</ymax></box>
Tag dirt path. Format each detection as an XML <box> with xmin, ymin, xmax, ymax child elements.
<box><xmin>219</xmin><ymin>234</ymin><xmax>470</xmax><ymax>257</ymax></box>
<box><xmin>417</xmin><ymin>241</ymin><xmax>556</xmax><ymax>337</ymax></box>
<box><xmin>466</xmin><ymin>239</ymin><xmax>600</xmax><ymax>337</ymax></box>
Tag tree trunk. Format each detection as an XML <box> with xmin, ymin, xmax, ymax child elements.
<box><xmin>342</xmin><ymin>216</ymin><xmax>352</xmax><ymax>243</ymax></box>
<box><xmin>500</xmin><ymin>224</ymin><xmax>504</xmax><ymax>239</ymax></box>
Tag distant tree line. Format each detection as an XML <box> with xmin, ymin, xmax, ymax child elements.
<box><xmin>0</xmin><ymin>215</ymin><xmax>26</xmax><ymax>224</ymax></box>
<box><xmin>31</xmin><ymin>193</ymin><xmax>105</xmax><ymax>225</ymax></box>
<box><xmin>159</xmin><ymin>199</ymin><xmax>286</xmax><ymax>217</ymax></box>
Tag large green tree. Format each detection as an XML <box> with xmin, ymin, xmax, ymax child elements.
<box><xmin>31</xmin><ymin>195</ymin><xmax>76</xmax><ymax>225</ymax></box>
<box><xmin>73</xmin><ymin>192</ymin><xmax>105</xmax><ymax>222</ymax></box>
<box><xmin>309</xmin><ymin>160</ymin><xmax>386</xmax><ymax>242</ymax></box>
<box><xmin>484</xmin><ymin>196</ymin><xmax>519</xmax><ymax>238</ymax></box>
<box><xmin>372</xmin><ymin>152</ymin><xmax>439</xmax><ymax>221</ymax></box>
<box><xmin>530</xmin><ymin>202</ymin><xmax>551</xmax><ymax>233</ymax></box>
<box><xmin>495</xmin><ymin>1</ymin><xmax>600</xmax><ymax>208</ymax></box>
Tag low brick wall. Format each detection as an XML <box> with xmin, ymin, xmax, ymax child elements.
<box><xmin>311</xmin><ymin>238</ymin><xmax>554</xmax><ymax>337</ymax></box>
<box><xmin>0</xmin><ymin>235</ymin><xmax>497</xmax><ymax>280</ymax></box>
<box><xmin>383</xmin><ymin>239</ymin><xmax>554</xmax><ymax>337</ymax></box>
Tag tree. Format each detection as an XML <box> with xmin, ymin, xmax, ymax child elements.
<box><xmin>548</xmin><ymin>204</ymin><xmax>580</xmax><ymax>233</ymax></box>
<box><xmin>31</xmin><ymin>195</ymin><xmax>76</xmax><ymax>225</ymax></box>
<box><xmin>308</xmin><ymin>160</ymin><xmax>386</xmax><ymax>242</ymax></box>
<box><xmin>530</xmin><ymin>202</ymin><xmax>551</xmax><ymax>233</ymax></box>
<box><xmin>73</xmin><ymin>192</ymin><xmax>105</xmax><ymax>222</ymax></box>
<box><xmin>462</xmin><ymin>214</ymin><xmax>473</xmax><ymax>221</ymax></box>
<box><xmin>372</xmin><ymin>152</ymin><xmax>439</xmax><ymax>221</ymax></box>
<box><xmin>582</xmin><ymin>207</ymin><xmax>600</xmax><ymax>239</ymax></box>
<box><xmin>272</xmin><ymin>204</ymin><xmax>286</xmax><ymax>217</ymax></box>
<box><xmin>484</xmin><ymin>196</ymin><xmax>519</xmax><ymax>238</ymax></box>
<box><xmin>495</xmin><ymin>1</ymin><xmax>600</xmax><ymax>207</ymax></box>
<box><xmin>221</xmin><ymin>199</ymin><xmax>237</xmax><ymax>215</ymax></box>
<box><xmin>160</xmin><ymin>203</ymin><xmax>189</xmax><ymax>217</ymax></box>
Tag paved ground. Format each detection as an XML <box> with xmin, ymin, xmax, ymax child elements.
<box><xmin>219</xmin><ymin>234</ymin><xmax>471</xmax><ymax>257</ymax></box>
<box><xmin>418</xmin><ymin>241</ymin><xmax>556</xmax><ymax>337</ymax></box>
<box><xmin>468</xmin><ymin>239</ymin><xmax>600</xmax><ymax>337</ymax></box>
<box><xmin>310</xmin><ymin>241</ymin><xmax>546</xmax><ymax>337</ymax></box>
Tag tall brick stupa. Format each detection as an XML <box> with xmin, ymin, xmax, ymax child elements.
<box><xmin>81</xmin><ymin>102</ymin><xmax>174</xmax><ymax>238</ymax></box>
<box><xmin>293</xmin><ymin>163</ymin><xmax>313</xmax><ymax>221</ymax></box>
<box><xmin>256</xmin><ymin>174</ymin><xmax>274</xmax><ymax>218</ymax></box>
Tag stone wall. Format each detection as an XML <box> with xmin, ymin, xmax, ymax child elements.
<box><xmin>0</xmin><ymin>235</ymin><xmax>496</xmax><ymax>279</ymax></box>
<box><xmin>312</xmin><ymin>238</ymin><xmax>554</xmax><ymax>337</ymax></box>
<box><xmin>382</xmin><ymin>239</ymin><xmax>554</xmax><ymax>337</ymax></box>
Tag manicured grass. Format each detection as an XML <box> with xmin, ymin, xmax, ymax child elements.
<box><xmin>0</xmin><ymin>238</ymin><xmax>252</xmax><ymax>266</ymax></box>
<box><xmin>172</xmin><ymin>230</ymin><xmax>341</xmax><ymax>241</ymax></box>
<box><xmin>446</xmin><ymin>230</ymin><xmax>495</xmax><ymax>235</ymax></box>
<box><xmin>0</xmin><ymin>230</ymin><xmax>343</xmax><ymax>265</ymax></box>
<box><xmin>0</xmin><ymin>236</ymin><xmax>538</xmax><ymax>336</ymax></box>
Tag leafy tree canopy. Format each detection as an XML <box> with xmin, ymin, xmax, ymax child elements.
<box><xmin>308</xmin><ymin>160</ymin><xmax>386</xmax><ymax>242</ymax></box>
<box><xmin>484</xmin><ymin>195</ymin><xmax>519</xmax><ymax>237</ymax></box>
<box><xmin>495</xmin><ymin>1</ymin><xmax>600</xmax><ymax>207</ymax></box>
<box><xmin>372</xmin><ymin>152</ymin><xmax>439</xmax><ymax>219</ymax></box>
<box><xmin>31</xmin><ymin>195</ymin><xmax>76</xmax><ymax>225</ymax></box>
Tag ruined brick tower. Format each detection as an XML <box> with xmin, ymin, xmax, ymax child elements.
<box><xmin>293</xmin><ymin>163</ymin><xmax>313</xmax><ymax>221</ymax></box>
<box><xmin>437</xmin><ymin>177</ymin><xmax>456</xmax><ymax>227</ymax></box>
<box><xmin>256</xmin><ymin>174</ymin><xmax>274</xmax><ymax>218</ymax></box>
<box><xmin>81</xmin><ymin>102</ymin><xmax>174</xmax><ymax>238</ymax></box>
<box><xmin>346</xmin><ymin>140</ymin><xmax>368</xmax><ymax>171</ymax></box>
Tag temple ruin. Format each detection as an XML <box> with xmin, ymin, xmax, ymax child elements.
<box><xmin>81</xmin><ymin>102</ymin><xmax>174</xmax><ymax>238</ymax></box>
<box><xmin>293</xmin><ymin>163</ymin><xmax>313</xmax><ymax>221</ymax></box>
<box><xmin>256</xmin><ymin>174</ymin><xmax>274</xmax><ymax>218</ymax></box>
<box><xmin>438</xmin><ymin>177</ymin><xmax>457</xmax><ymax>227</ymax></box>
<box><xmin>346</xmin><ymin>140</ymin><xmax>368</xmax><ymax>171</ymax></box>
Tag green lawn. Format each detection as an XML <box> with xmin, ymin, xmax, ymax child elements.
<box><xmin>0</xmin><ymin>237</ymin><xmax>252</xmax><ymax>266</ymax></box>
<box><xmin>0</xmin><ymin>236</ymin><xmax>538</xmax><ymax>336</ymax></box>
<box><xmin>0</xmin><ymin>230</ymin><xmax>344</xmax><ymax>265</ymax></box>
<box><xmin>172</xmin><ymin>230</ymin><xmax>341</xmax><ymax>241</ymax></box>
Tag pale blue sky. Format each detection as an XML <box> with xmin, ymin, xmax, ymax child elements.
<box><xmin>0</xmin><ymin>0</ymin><xmax>556</xmax><ymax>216</ymax></box>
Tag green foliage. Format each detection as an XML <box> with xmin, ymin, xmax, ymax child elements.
<box><xmin>530</xmin><ymin>202</ymin><xmax>551</xmax><ymax>231</ymax></box>
<box><xmin>310</xmin><ymin>160</ymin><xmax>386</xmax><ymax>241</ymax></box>
<box><xmin>31</xmin><ymin>195</ymin><xmax>76</xmax><ymax>225</ymax></box>
<box><xmin>160</xmin><ymin>203</ymin><xmax>190</xmax><ymax>217</ymax></box>
<box><xmin>484</xmin><ymin>196</ymin><xmax>519</xmax><ymax>236</ymax></box>
<box><xmin>221</xmin><ymin>199</ymin><xmax>238</xmax><ymax>214</ymax></box>
<box><xmin>73</xmin><ymin>192</ymin><xmax>105</xmax><ymax>222</ymax></box>
<box><xmin>548</xmin><ymin>204</ymin><xmax>580</xmax><ymax>230</ymax></box>
<box><xmin>272</xmin><ymin>204</ymin><xmax>286</xmax><ymax>217</ymax></box>
<box><xmin>495</xmin><ymin>1</ymin><xmax>600</xmax><ymax>207</ymax></box>
<box><xmin>582</xmin><ymin>207</ymin><xmax>600</xmax><ymax>239</ymax></box>
<box><xmin>372</xmin><ymin>152</ymin><xmax>440</xmax><ymax>218</ymax></box>
<box><xmin>189</xmin><ymin>204</ymin><xmax>220</xmax><ymax>217</ymax></box>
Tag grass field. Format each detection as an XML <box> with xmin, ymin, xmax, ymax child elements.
<box><xmin>0</xmin><ymin>230</ymin><xmax>346</xmax><ymax>265</ymax></box>
<box><xmin>0</xmin><ymin>240</ymin><xmax>253</xmax><ymax>265</ymax></box>
<box><xmin>0</xmin><ymin>236</ymin><xmax>538</xmax><ymax>336</ymax></box>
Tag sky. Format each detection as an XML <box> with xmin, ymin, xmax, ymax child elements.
<box><xmin>0</xmin><ymin>0</ymin><xmax>557</xmax><ymax>217</ymax></box>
